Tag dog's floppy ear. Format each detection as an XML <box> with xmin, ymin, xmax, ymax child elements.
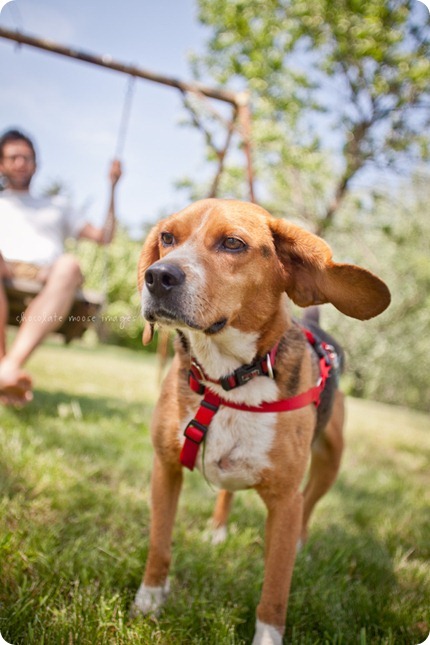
<box><xmin>138</xmin><ymin>223</ymin><xmax>163</xmax><ymax>346</ymax></box>
<box><xmin>270</xmin><ymin>218</ymin><xmax>391</xmax><ymax>320</ymax></box>
<box><xmin>137</xmin><ymin>223</ymin><xmax>161</xmax><ymax>292</ymax></box>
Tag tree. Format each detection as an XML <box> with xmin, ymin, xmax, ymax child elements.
<box><xmin>321</xmin><ymin>171</ymin><xmax>430</xmax><ymax>411</ymax></box>
<box><xmin>188</xmin><ymin>0</ymin><xmax>430</xmax><ymax>233</ymax></box>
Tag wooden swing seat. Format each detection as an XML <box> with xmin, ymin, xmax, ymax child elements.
<box><xmin>4</xmin><ymin>277</ymin><xmax>104</xmax><ymax>344</ymax></box>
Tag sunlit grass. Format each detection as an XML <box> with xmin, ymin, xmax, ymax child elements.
<box><xmin>0</xmin><ymin>340</ymin><xmax>429</xmax><ymax>644</ymax></box>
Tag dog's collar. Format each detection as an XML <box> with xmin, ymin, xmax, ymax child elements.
<box><xmin>180</xmin><ymin>328</ymin><xmax>335</xmax><ymax>471</ymax></box>
<box><xmin>188</xmin><ymin>343</ymin><xmax>279</xmax><ymax>394</ymax></box>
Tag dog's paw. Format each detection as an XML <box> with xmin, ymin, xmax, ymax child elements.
<box><xmin>211</xmin><ymin>525</ymin><xmax>228</xmax><ymax>545</ymax></box>
<box><xmin>252</xmin><ymin>620</ymin><xmax>283</xmax><ymax>645</ymax></box>
<box><xmin>130</xmin><ymin>579</ymin><xmax>170</xmax><ymax>617</ymax></box>
<box><xmin>202</xmin><ymin>523</ymin><xmax>229</xmax><ymax>545</ymax></box>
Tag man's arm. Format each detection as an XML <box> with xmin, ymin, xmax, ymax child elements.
<box><xmin>79</xmin><ymin>159</ymin><xmax>122</xmax><ymax>245</ymax></box>
<box><xmin>0</xmin><ymin>253</ymin><xmax>12</xmax><ymax>280</ymax></box>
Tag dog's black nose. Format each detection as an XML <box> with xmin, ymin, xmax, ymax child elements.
<box><xmin>145</xmin><ymin>263</ymin><xmax>185</xmax><ymax>297</ymax></box>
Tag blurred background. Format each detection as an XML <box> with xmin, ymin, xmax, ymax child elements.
<box><xmin>1</xmin><ymin>0</ymin><xmax>429</xmax><ymax>410</ymax></box>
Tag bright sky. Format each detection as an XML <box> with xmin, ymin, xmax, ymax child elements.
<box><xmin>0</xmin><ymin>0</ymin><xmax>213</xmax><ymax>235</ymax></box>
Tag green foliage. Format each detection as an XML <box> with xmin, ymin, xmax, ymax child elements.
<box><xmin>320</xmin><ymin>172</ymin><xmax>430</xmax><ymax>411</ymax></box>
<box><xmin>0</xmin><ymin>343</ymin><xmax>429</xmax><ymax>643</ymax></box>
<box><xmin>72</xmin><ymin>228</ymin><xmax>147</xmax><ymax>350</ymax></box>
<box><xmin>189</xmin><ymin>0</ymin><xmax>430</xmax><ymax>232</ymax></box>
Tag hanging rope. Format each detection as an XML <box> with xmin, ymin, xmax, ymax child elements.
<box><xmin>94</xmin><ymin>73</ymin><xmax>137</xmax><ymax>331</ymax></box>
<box><xmin>114</xmin><ymin>74</ymin><xmax>136</xmax><ymax>159</ymax></box>
<box><xmin>8</xmin><ymin>1</ymin><xmax>25</xmax><ymax>35</ymax></box>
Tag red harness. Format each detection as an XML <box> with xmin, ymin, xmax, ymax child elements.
<box><xmin>179</xmin><ymin>329</ymin><xmax>335</xmax><ymax>471</ymax></box>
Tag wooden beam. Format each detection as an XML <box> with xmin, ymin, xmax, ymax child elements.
<box><xmin>0</xmin><ymin>27</ymin><xmax>239</xmax><ymax>106</ymax></box>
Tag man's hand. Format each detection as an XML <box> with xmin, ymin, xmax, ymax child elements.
<box><xmin>0</xmin><ymin>253</ymin><xmax>12</xmax><ymax>280</ymax></box>
<box><xmin>109</xmin><ymin>159</ymin><xmax>122</xmax><ymax>187</ymax></box>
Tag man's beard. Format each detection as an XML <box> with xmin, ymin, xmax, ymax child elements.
<box><xmin>6</xmin><ymin>175</ymin><xmax>32</xmax><ymax>191</ymax></box>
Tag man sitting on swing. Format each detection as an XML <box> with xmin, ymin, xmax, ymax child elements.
<box><xmin>0</xmin><ymin>128</ymin><xmax>123</xmax><ymax>405</ymax></box>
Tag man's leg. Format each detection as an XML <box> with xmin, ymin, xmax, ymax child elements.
<box><xmin>0</xmin><ymin>254</ymin><xmax>83</xmax><ymax>404</ymax></box>
<box><xmin>0</xmin><ymin>280</ymin><xmax>8</xmax><ymax>360</ymax></box>
<box><xmin>0</xmin><ymin>279</ymin><xmax>33</xmax><ymax>404</ymax></box>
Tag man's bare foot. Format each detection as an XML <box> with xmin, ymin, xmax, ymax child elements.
<box><xmin>0</xmin><ymin>359</ymin><xmax>33</xmax><ymax>406</ymax></box>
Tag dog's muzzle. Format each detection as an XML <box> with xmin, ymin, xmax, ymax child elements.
<box><xmin>143</xmin><ymin>261</ymin><xmax>226</xmax><ymax>335</ymax></box>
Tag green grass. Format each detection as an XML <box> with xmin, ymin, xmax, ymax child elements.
<box><xmin>0</xmin><ymin>340</ymin><xmax>429</xmax><ymax>644</ymax></box>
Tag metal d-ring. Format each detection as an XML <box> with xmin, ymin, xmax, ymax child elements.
<box><xmin>191</xmin><ymin>359</ymin><xmax>206</xmax><ymax>382</ymax></box>
<box><xmin>266</xmin><ymin>353</ymin><xmax>275</xmax><ymax>379</ymax></box>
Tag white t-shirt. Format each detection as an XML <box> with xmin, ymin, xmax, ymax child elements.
<box><xmin>0</xmin><ymin>190</ymin><xmax>87</xmax><ymax>266</ymax></box>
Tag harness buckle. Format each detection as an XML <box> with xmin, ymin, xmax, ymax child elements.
<box><xmin>325</xmin><ymin>344</ymin><xmax>340</xmax><ymax>370</ymax></box>
<box><xmin>221</xmin><ymin>361</ymin><xmax>265</xmax><ymax>390</ymax></box>
<box><xmin>183</xmin><ymin>419</ymin><xmax>208</xmax><ymax>444</ymax></box>
<box><xmin>314</xmin><ymin>341</ymin><xmax>337</xmax><ymax>368</ymax></box>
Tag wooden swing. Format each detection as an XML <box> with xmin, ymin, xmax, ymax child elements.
<box><xmin>4</xmin><ymin>277</ymin><xmax>105</xmax><ymax>344</ymax></box>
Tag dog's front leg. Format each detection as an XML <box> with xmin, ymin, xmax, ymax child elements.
<box><xmin>132</xmin><ymin>455</ymin><xmax>183</xmax><ymax>617</ymax></box>
<box><xmin>253</xmin><ymin>490</ymin><xmax>303</xmax><ymax>645</ymax></box>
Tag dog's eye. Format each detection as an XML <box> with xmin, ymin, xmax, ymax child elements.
<box><xmin>222</xmin><ymin>237</ymin><xmax>247</xmax><ymax>252</ymax></box>
<box><xmin>161</xmin><ymin>232</ymin><xmax>175</xmax><ymax>247</ymax></box>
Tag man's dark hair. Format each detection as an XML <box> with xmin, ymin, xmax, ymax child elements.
<box><xmin>0</xmin><ymin>129</ymin><xmax>37</xmax><ymax>162</ymax></box>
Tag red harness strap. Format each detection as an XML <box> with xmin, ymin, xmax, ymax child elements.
<box><xmin>180</xmin><ymin>389</ymin><xmax>222</xmax><ymax>471</ymax></box>
<box><xmin>179</xmin><ymin>330</ymin><xmax>334</xmax><ymax>471</ymax></box>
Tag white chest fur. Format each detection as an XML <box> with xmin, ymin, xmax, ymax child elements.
<box><xmin>194</xmin><ymin>406</ymin><xmax>277</xmax><ymax>490</ymax></box>
<box><xmin>179</xmin><ymin>382</ymin><xmax>279</xmax><ymax>491</ymax></box>
<box><xmin>179</xmin><ymin>327</ymin><xmax>280</xmax><ymax>490</ymax></box>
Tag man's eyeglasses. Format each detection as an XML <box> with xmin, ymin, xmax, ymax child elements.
<box><xmin>2</xmin><ymin>154</ymin><xmax>35</xmax><ymax>163</ymax></box>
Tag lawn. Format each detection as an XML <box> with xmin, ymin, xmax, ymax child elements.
<box><xmin>0</xmin><ymin>339</ymin><xmax>429</xmax><ymax>644</ymax></box>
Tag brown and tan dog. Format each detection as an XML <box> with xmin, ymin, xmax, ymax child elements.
<box><xmin>132</xmin><ymin>199</ymin><xmax>390</xmax><ymax>644</ymax></box>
